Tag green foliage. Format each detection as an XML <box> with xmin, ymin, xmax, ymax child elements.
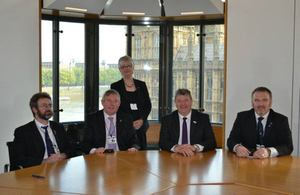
<box><xmin>42</xmin><ymin>69</ymin><xmax>53</xmax><ymax>87</ymax></box>
<box><xmin>42</xmin><ymin>67</ymin><xmax>120</xmax><ymax>87</ymax></box>
<box><xmin>99</xmin><ymin>68</ymin><xmax>121</xmax><ymax>85</ymax></box>
<box><xmin>73</xmin><ymin>67</ymin><xmax>84</xmax><ymax>85</ymax></box>
<box><xmin>60</xmin><ymin>68</ymin><xmax>76</xmax><ymax>86</ymax></box>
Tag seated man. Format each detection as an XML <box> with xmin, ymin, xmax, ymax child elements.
<box><xmin>227</xmin><ymin>87</ymin><xmax>293</xmax><ymax>158</ymax></box>
<box><xmin>159</xmin><ymin>89</ymin><xmax>216</xmax><ymax>156</ymax></box>
<box><xmin>11</xmin><ymin>92</ymin><xmax>76</xmax><ymax>169</ymax></box>
<box><xmin>81</xmin><ymin>89</ymin><xmax>140</xmax><ymax>154</ymax></box>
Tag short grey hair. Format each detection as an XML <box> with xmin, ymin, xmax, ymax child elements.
<box><xmin>102</xmin><ymin>89</ymin><xmax>121</xmax><ymax>102</ymax></box>
<box><xmin>118</xmin><ymin>55</ymin><xmax>134</xmax><ymax>69</ymax></box>
<box><xmin>251</xmin><ymin>87</ymin><xmax>272</xmax><ymax>100</ymax></box>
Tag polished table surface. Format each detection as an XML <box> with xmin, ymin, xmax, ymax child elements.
<box><xmin>0</xmin><ymin>149</ymin><xmax>299</xmax><ymax>194</ymax></box>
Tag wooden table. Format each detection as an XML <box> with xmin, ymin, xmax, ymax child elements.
<box><xmin>0</xmin><ymin>149</ymin><xmax>298</xmax><ymax>194</ymax></box>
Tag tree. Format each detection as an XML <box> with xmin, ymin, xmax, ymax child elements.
<box><xmin>42</xmin><ymin>69</ymin><xmax>52</xmax><ymax>87</ymax></box>
<box><xmin>73</xmin><ymin>67</ymin><xmax>84</xmax><ymax>86</ymax></box>
<box><xmin>106</xmin><ymin>68</ymin><xmax>121</xmax><ymax>84</ymax></box>
<box><xmin>60</xmin><ymin>68</ymin><xmax>76</xmax><ymax>87</ymax></box>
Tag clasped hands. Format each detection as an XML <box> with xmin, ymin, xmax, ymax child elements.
<box><xmin>94</xmin><ymin>147</ymin><xmax>138</xmax><ymax>154</ymax></box>
<box><xmin>236</xmin><ymin>145</ymin><xmax>269</xmax><ymax>158</ymax></box>
<box><xmin>42</xmin><ymin>153</ymin><xmax>67</xmax><ymax>164</ymax></box>
<box><xmin>174</xmin><ymin>144</ymin><xmax>197</xmax><ymax>156</ymax></box>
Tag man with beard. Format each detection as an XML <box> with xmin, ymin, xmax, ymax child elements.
<box><xmin>227</xmin><ymin>87</ymin><xmax>293</xmax><ymax>158</ymax></box>
<box><xmin>10</xmin><ymin>92</ymin><xmax>75</xmax><ymax>170</ymax></box>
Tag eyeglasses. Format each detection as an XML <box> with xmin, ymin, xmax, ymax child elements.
<box><xmin>120</xmin><ymin>65</ymin><xmax>132</xmax><ymax>70</ymax></box>
<box><xmin>38</xmin><ymin>104</ymin><xmax>52</xmax><ymax>109</ymax></box>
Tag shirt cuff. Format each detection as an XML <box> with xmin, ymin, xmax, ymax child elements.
<box><xmin>194</xmin><ymin>144</ymin><xmax>204</xmax><ymax>152</ymax></box>
<box><xmin>171</xmin><ymin>145</ymin><xmax>177</xmax><ymax>152</ymax></box>
<box><xmin>268</xmin><ymin>147</ymin><xmax>279</xmax><ymax>158</ymax></box>
<box><xmin>233</xmin><ymin>144</ymin><xmax>242</xmax><ymax>153</ymax></box>
<box><xmin>90</xmin><ymin>148</ymin><xmax>97</xmax><ymax>154</ymax></box>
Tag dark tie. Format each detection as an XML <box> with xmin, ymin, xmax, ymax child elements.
<box><xmin>257</xmin><ymin>117</ymin><xmax>264</xmax><ymax>145</ymax></box>
<box><xmin>41</xmin><ymin>125</ymin><xmax>55</xmax><ymax>157</ymax></box>
<box><xmin>108</xmin><ymin>117</ymin><xmax>117</xmax><ymax>151</ymax></box>
<box><xmin>182</xmin><ymin>117</ymin><xmax>188</xmax><ymax>144</ymax></box>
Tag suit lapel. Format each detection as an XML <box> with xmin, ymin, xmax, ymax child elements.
<box><xmin>99</xmin><ymin>111</ymin><xmax>107</xmax><ymax>140</ymax></box>
<box><xmin>116</xmin><ymin>112</ymin><xmax>123</xmax><ymax>146</ymax></box>
<box><xmin>248</xmin><ymin>110</ymin><xmax>258</xmax><ymax>143</ymax></box>
<box><xmin>264</xmin><ymin>109</ymin><xmax>274</xmax><ymax>141</ymax></box>
<box><xmin>49</xmin><ymin>121</ymin><xmax>60</xmax><ymax>148</ymax></box>
<box><xmin>172</xmin><ymin>112</ymin><xmax>180</xmax><ymax>142</ymax></box>
<box><xmin>190</xmin><ymin>110</ymin><xmax>198</xmax><ymax>142</ymax></box>
<box><xmin>29</xmin><ymin>120</ymin><xmax>45</xmax><ymax>146</ymax></box>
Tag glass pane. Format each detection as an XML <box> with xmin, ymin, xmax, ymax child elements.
<box><xmin>132</xmin><ymin>25</ymin><xmax>160</xmax><ymax>120</ymax></box>
<box><xmin>172</xmin><ymin>25</ymin><xmax>200</xmax><ymax>111</ymax></box>
<box><xmin>203</xmin><ymin>24</ymin><xmax>224</xmax><ymax>123</ymax></box>
<box><xmin>59</xmin><ymin>22</ymin><xmax>85</xmax><ymax>122</ymax></box>
<box><xmin>41</xmin><ymin>20</ymin><xmax>53</xmax><ymax>97</ymax></box>
<box><xmin>99</xmin><ymin>25</ymin><xmax>126</xmax><ymax>109</ymax></box>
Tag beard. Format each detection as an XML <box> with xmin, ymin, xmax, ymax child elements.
<box><xmin>37</xmin><ymin>108</ymin><xmax>53</xmax><ymax>120</ymax></box>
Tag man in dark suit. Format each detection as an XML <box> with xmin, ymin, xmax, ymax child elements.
<box><xmin>81</xmin><ymin>89</ymin><xmax>140</xmax><ymax>154</ymax></box>
<box><xmin>227</xmin><ymin>87</ymin><xmax>293</xmax><ymax>158</ymax></box>
<box><xmin>11</xmin><ymin>92</ymin><xmax>75</xmax><ymax>169</ymax></box>
<box><xmin>159</xmin><ymin>89</ymin><xmax>216</xmax><ymax>156</ymax></box>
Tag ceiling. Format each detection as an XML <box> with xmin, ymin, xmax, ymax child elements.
<box><xmin>43</xmin><ymin>0</ymin><xmax>224</xmax><ymax>18</ymax></box>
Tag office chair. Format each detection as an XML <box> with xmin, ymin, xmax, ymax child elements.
<box><xmin>4</xmin><ymin>141</ymin><xmax>23</xmax><ymax>172</ymax></box>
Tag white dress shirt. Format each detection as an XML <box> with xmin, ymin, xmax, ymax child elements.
<box><xmin>35</xmin><ymin>119</ymin><xmax>59</xmax><ymax>159</ymax></box>
<box><xmin>90</xmin><ymin>112</ymin><xmax>119</xmax><ymax>154</ymax></box>
<box><xmin>171</xmin><ymin>111</ymin><xmax>204</xmax><ymax>152</ymax></box>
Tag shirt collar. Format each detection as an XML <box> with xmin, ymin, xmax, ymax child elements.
<box><xmin>254</xmin><ymin>111</ymin><xmax>270</xmax><ymax>121</ymax></box>
<box><xmin>103</xmin><ymin>111</ymin><xmax>117</xmax><ymax>120</ymax></box>
<box><xmin>178</xmin><ymin>110</ymin><xmax>192</xmax><ymax>120</ymax></box>
<box><xmin>34</xmin><ymin>119</ymin><xmax>49</xmax><ymax>128</ymax></box>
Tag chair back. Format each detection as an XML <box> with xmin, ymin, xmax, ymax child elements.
<box><xmin>4</xmin><ymin>141</ymin><xmax>22</xmax><ymax>172</ymax></box>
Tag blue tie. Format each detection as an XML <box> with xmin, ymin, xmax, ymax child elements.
<box><xmin>257</xmin><ymin>117</ymin><xmax>264</xmax><ymax>145</ymax></box>
<box><xmin>108</xmin><ymin>117</ymin><xmax>117</xmax><ymax>151</ymax></box>
<box><xmin>42</xmin><ymin>125</ymin><xmax>55</xmax><ymax>157</ymax></box>
<box><xmin>182</xmin><ymin>117</ymin><xmax>188</xmax><ymax>144</ymax></box>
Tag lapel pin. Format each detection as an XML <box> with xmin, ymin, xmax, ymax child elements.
<box><xmin>268</xmin><ymin>122</ymin><xmax>273</xmax><ymax>127</ymax></box>
<box><xmin>193</xmin><ymin>121</ymin><xmax>197</xmax><ymax>124</ymax></box>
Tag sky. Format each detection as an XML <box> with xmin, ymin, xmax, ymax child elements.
<box><xmin>42</xmin><ymin>21</ymin><xmax>127</xmax><ymax>65</ymax></box>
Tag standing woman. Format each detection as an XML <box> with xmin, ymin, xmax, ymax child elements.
<box><xmin>111</xmin><ymin>55</ymin><xmax>152</xmax><ymax>150</ymax></box>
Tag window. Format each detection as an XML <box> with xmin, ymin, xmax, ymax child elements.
<box><xmin>99</xmin><ymin>25</ymin><xmax>126</xmax><ymax>109</ymax></box>
<box><xmin>58</xmin><ymin>22</ymin><xmax>85</xmax><ymax>122</ymax></box>
<box><xmin>41</xmin><ymin>20</ymin><xmax>53</xmax><ymax>98</ymax></box>
<box><xmin>152</xmin><ymin>33</ymin><xmax>159</xmax><ymax>58</ymax></box>
<box><xmin>172</xmin><ymin>25</ymin><xmax>201</xmax><ymax>111</ymax></box>
<box><xmin>203</xmin><ymin>24</ymin><xmax>225</xmax><ymax>123</ymax></box>
<box><xmin>134</xmin><ymin>35</ymin><xmax>142</xmax><ymax>59</ymax></box>
<box><xmin>41</xmin><ymin>17</ymin><xmax>224</xmax><ymax>124</ymax></box>
<box><xmin>132</xmin><ymin>25</ymin><xmax>160</xmax><ymax>120</ymax></box>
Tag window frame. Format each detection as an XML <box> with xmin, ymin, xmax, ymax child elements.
<box><xmin>41</xmin><ymin>15</ymin><xmax>224</xmax><ymax>125</ymax></box>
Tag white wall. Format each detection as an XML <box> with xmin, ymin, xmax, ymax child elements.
<box><xmin>0</xmin><ymin>0</ymin><xmax>39</xmax><ymax>173</ymax></box>
<box><xmin>226</xmin><ymin>0</ymin><xmax>299</xmax><ymax>156</ymax></box>
<box><xmin>293</xmin><ymin>0</ymin><xmax>300</xmax><ymax>155</ymax></box>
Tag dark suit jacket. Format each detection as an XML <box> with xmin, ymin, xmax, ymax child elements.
<box><xmin>111</xmin><ymin>78</ymin><xmax>152</xmax><ymax>130</ymax></box>
<box><xmin>227</xmin><ymin>108</ymin><xmax>293</xmax><ymax>156</ymax></box>
<box><xmin>11</xmin><ymin>120</ymin><xmax>76</xmax><ymax>169</ymax></box>
<box><xmin>159</xmin><ymin>109</ymin><xmax>217</xmax><ymax>152</ymax></box>
<box><xmin>81</xmin><ymin>110</ymin><xmax>140</xmax><ymax>154</ymax></box>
